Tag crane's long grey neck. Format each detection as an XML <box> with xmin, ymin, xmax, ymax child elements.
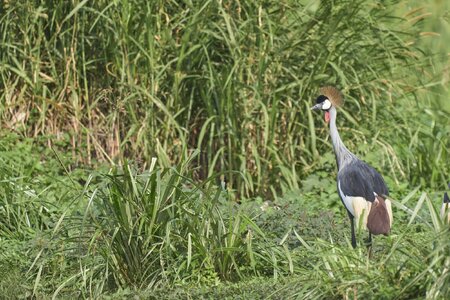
<box><xmin>329</xmin><ymin>107</ymin><xmax>356</xmax><ymax>170</ymax></box>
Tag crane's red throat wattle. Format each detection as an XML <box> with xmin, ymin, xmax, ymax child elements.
<box><xmin>324</xmin><ymin>111</ymin><xmax>330</xmax><ymax>123</ymax></box>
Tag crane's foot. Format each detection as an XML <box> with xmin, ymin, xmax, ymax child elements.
<box><xmin>364</xmin><ymin>237</ymin><xmax>373</xmax><ymax>247</ymax></box>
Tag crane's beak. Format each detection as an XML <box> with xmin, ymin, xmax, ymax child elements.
<box><xmin>310</xmin><ymin>103</ymin><xmax>321</xmax><ymax>111</ymax></box>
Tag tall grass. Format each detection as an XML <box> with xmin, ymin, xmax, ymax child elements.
<box><xmin>1</xmin><ymin>0</ymin><xmax>447</xmax><ymax>196</ymax></box>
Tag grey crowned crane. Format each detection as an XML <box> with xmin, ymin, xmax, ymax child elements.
<box><xmin>311</xmin><ymin>86</ymin><xmax>393</xmax><ymax>248</ymax></box>
<box><xmin>441</xmin><ymin>183</ymin><xmax>450</xmax><ymax>223</ymax></box>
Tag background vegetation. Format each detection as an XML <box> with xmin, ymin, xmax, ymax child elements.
<box><xmin>0</xmin><ymin>0</ymin><xmax>449</xmax><ymax>298</ymax></box>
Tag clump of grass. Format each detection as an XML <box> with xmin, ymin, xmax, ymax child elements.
<box><xmin>86</xmin><ymin>157</ymin><xmax>293</xmax><ymax>291</ymax></box>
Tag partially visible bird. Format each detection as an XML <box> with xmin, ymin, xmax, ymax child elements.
<box><xmin>441</xmin><ymin>183</ymin><xmax>450</xmax><ymax>223</ymax></box>
<box><xmin>311</xmin><ymin>86</ymin><xmax>393</xmax><ymax>248</ymax></box>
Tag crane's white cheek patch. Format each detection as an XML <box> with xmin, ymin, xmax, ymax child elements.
<box><xmin>351</xmin><ymin>197</ymin><xmax>370</xmax><ymax>230</ymax></box>
<box><xmin>322</xmin><ymin>99</ymin><xmax>332</xmax><ymax>110</ymax></box>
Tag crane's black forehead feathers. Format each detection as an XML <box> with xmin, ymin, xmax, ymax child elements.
<box><xmin>315</xmin><ymin>95</ymin><xmax>328</xmax><ymax>104</ymax></box>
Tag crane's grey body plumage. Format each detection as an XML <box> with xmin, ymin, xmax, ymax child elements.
<box><xmin>338</xmin><ymin>161</ymin><xmax>389</xmax><ymax>203</ymax></box>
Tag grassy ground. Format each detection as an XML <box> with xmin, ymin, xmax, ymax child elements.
<box><xmin>1</xmin><ymin>0</ymin><xmax>450</xmax><ymax>299</ymax></box>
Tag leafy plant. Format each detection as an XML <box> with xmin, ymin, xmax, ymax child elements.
<box><xmin>88</xmin><ymin>157</ymin><xmax>292</xmax><ymax>289</ymax></box>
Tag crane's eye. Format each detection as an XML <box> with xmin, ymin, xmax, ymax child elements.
<box><xmin>322</xmin><ymin>99</ymin><xmax>332</xmax><ymax>110</ymax></box>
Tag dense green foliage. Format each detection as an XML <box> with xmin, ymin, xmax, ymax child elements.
<box><xmin>1</xmin><ymin>0</ymin><xmax>449</xmax><ymax>298</ymax></box>
<box><xmin>1</xmin><ymin>0</ymin><xmax>448</xmax><ymax>196</ymax></box>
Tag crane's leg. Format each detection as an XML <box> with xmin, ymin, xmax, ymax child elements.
<box><xmin>367</xmin><ymin>232</ymin><xmax>373</xmax><ymax>258</ymax></box>
<box><xmin>350</xmin><ymin>217</ymin><xmax>357</xmax><ymax>248</ymax></box>
<box><xmin>367</xmin><ymin>232</ymin><xmax>372</xmax><ymax>245</ymax></box>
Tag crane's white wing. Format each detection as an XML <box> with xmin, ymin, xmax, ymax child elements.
<box><xmin>338</xmin><ymin>180</ymin><xmax>372</xmax><ymax>229</ymax></box>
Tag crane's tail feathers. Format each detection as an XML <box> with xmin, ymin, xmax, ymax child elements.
<box><xmin>384</xmin><ymin>198</ymin><xmax>393</xmax><ymax>227</ymax></box>
<box><xmin>367</xmin><ymin>196</ymin><xmax>391</xmax><ymax>236</ymax></box>
<box><xmin>380</xmin><ymin>194</ymin><xmax>393</xmax><ymax>227</ymax></box>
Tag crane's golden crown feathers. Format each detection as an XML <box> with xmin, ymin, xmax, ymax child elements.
<box><xmin>319</xmin><ymin>86</ymin><xmax>344</xmax><ymax>107</ymax></box>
